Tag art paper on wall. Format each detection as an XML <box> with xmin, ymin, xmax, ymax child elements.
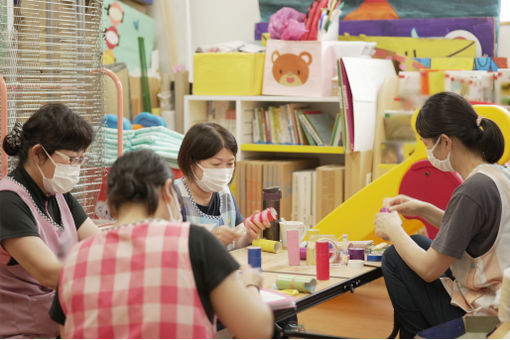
<box><xmin>338</xmin><ymin>17</ymin><xmax>496</xmax><ymax>57</ymax></box>
<box><xmin>338</xmin><ymin>35</ymin><xmax>476</xmax><ymax>58</ymax></box>
<box><xmin>101</xmin><ymin>0</ymin><xmax>155</xmax><ymax>72</ymax></box>
<box><xmin>258</xmin><ymin>0</ymin><xmax>499</xmax><ymax>24</ymax></box>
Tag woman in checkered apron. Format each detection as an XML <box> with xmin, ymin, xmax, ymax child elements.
<box><xmin>174</xmin><ymin>122</ymin><xmax>271</xmax><ymax>250</ymax></box>
<box><xmin>50</xmin><ymin>149</ymin><xmax>274</xmax><ymax>338</ymax></box>
<box><xmin>374</xmin><ymin>92</ymin><xmax>510</xmax><ymax>338</ymax></box>
<box><xmin>0</xmin><ymin>104</ymin><xmax>99</xmax><ymax>338</ymax></box>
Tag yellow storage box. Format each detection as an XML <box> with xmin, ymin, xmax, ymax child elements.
<box><xmin>193</xmin><ymin>53</ymin><xmax>265</xmax><ymax>95</ymax></box>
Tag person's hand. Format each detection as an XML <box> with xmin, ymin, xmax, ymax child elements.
<box><xmin>374</xmin><ymin>210</ymin><xmax>402</xmax><ymax>241</ymax></box>
<box><xmin>213</xmin><ymin>225</ymin><xmax>241</xmax><ymax>246</ymax></box>
<box><xmin>244</xmin><ymin>211</ymin><xmax>271</xmax><ymax>238</ymax></box>
<box><xmin>383</xmin><ymin>195</ymin><xmax>424</xmax><ymax>217</ymax></box>
<box><xmin>239</xmin><ymin>265</ymin><xmax>263</xmax><ymax>290</ymax></box>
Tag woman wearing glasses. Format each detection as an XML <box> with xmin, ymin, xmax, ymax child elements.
<box><xmin>0</xmin><ymin>103</ymin><xmax>99</xmax><ymax>338</ymax></box>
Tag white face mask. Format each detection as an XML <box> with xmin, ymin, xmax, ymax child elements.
<box><xmin>426</xmin><ymin>137</ymin><xmax>455</xmax><ymax>172</ymax></box>
<box><xmin>167</xmin><ymin>186</ymin><xmax>183</xmax><ymax>223</ymax></box>
<box><xmin>194</xmin><ymin>162</ymin><xmax>234</xmax><ymax>193</ymax></box>
<box><xmin>37</xmin><ymin>147</ymin><xmax>81</xmax><ymax>194</ymax></box>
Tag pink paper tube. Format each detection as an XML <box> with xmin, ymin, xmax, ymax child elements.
<box><xmin>315</xmin><ymin>240</ymin><xmax>330</xmax><ymax>280</ymax></box>
<box><xmin>248</xmin><ymin>207</ymin><xmax>278</xmax><ymax>224</ymax></box>
<box><xmin>287</xmin><ymin>229</ymin><xmax>300</xmax><ymax>266</ymax></box>
<box><xmin>348</xmin><ymin>247</ymin><xmax>365</xmax><ymax>261</ymax></box>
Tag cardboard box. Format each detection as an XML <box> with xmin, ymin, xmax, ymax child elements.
<box><xmin>193</xmin><ymin>53</ymin><xmax>265</xmax><ymax>95</ymax></box>
<box><xmin>345</xmin><ymin>150</ymin><xmax>373</xmax><ymax>199</ymax></box>
<box><xmin>316</xmin><ymin>165</ymin><xmax>344</xmax><ymax>222</ymax></box>
<box><xmin>129</xmin><ymin>75</ymin><xmax>160</xmax><ymax>117</ymax></box>
<box><xmin>263</xmin><ymin>159</ymin><xmax>318</xmax><ymax>221</ymax></box>
<box><xmin>262</xmin><ymin>40</ymin><xmax>375</xmax><ymax>97</ymax></box>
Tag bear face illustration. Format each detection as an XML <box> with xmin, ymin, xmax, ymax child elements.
<box><xmin>272</xmin><ymin>51</ymin><xmax>313</xmax><ymax>87</ymax></box>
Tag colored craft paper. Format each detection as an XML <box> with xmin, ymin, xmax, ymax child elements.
<box><xmin>428</xmin><ymin>71</ymin><xmax>446</xmax><ymax>95</ymax></box>
<box><xmin>252</xmin><ymin>238</ymin><xmax>282</xmax><ymax>253</ymax></box>
<box><xmin>102</xmin><ymin>0</ymin><xmax>155</xmax><ymax>72</ymax></box>
<box><xmin>338</xmin><ymin>35</ymin><xmax>476</xmax><ymax>58</ymax></box>
<box><xmin>430</xmin><ymin>58</ymin><xmax>474</xmax><ymax>70</ymax></box>
<box><xmin>337</xmin><ymin>17</ymin><xmax>495</xmax><ymax>57</ymax></box>
<box><xmin>474</xmin><ymin>58</ymin><xmax>499</xmax><ymax>72</ymax></box>
<box><xmin>414</xmin><ymin>58</ymin><xmax>431</xmax><ymax>68</ymax></box>
<box><xmin>275</xmin><ymin>274</ymin><xmax>317</xmax><ymax>293</ymax></box>
<box><xmin>494</xmin><ymin>58</ymin><xmax>509</xmax><ymax>69</ymax></box>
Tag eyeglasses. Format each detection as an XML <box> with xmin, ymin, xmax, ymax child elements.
<box><xmin>54</xmin><ymin>150</ymin><xmax>89</xmax><ymax>166</ymax></box>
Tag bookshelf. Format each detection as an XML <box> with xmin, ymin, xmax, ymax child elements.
<box><xmin>184</xmin><ymin>95</ymin><xmax>342</xmax><ymax>161</ymax></box>
<box><xmin>241</xmin><ymin>144</ymin><xmax>344</xmax><ymax>154</ymax></box>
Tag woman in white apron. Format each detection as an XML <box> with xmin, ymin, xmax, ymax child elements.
<box><xmin>374</xmin><ymin>92</ymin><xmax>510</xmax><ymax>338</ymax></box>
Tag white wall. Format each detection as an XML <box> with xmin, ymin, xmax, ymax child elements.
<box><xmin>149</xmin><ymin>0</ymin><xmax>261</xmax><ymax>79</ymax></box>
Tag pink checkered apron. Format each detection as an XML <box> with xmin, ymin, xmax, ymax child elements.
<box><xmin>0</xmin><ymin>177</ymin><xmax>78</xmax><ymax>338</ymax></box>
<box><xmin>59</xmin><ymin>219</ymin><xmax>215</xmax><ymax>338</ymax></box>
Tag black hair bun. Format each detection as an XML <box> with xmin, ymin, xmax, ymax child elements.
<box><xmin>2</xmin><ymin>122</ymin><xmax>23</xmax><ymax>156</ymax></box>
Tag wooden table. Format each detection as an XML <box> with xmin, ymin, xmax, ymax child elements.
<box><xmin>230</xmin><ymin>248</ymin><xmax>383</xmax><ymax>324</ymax></box>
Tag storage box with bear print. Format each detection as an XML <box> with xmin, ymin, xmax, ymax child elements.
<box><xmin>262</xmin><ymin>40</ymin><xmax>376</xmax><ymax>97</ymax></box>
<box><xmin>193</xmin><ymin>53</ymin><xmax>265</xmax><ymax>95</ymax></box>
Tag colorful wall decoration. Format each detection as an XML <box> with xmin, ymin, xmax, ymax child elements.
<box><xmin>101</xmin><ymin>0</ymin><xmax>155</xmax><ymax>72</ymax></box>
<box><xmin>259</xmin><ymin>0</ymin><xmax>500</xmax><ymax>22</ymax></box>
<box><xmin>338</xmin><ymin>17</ymin><xmax>496</xmax><ymax>57</ymax></box>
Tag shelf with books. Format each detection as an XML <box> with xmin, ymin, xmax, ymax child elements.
<box><xmin>184</xmin><ymin>95</ymin><xmax>342</xmax><ymax>160</ymax></box>
<box><xmin>241</xmin><ymin>144</ymin><xmax>344</xmax><ymax>154</ymax></box>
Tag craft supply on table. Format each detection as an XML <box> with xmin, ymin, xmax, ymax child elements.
<box><xmin>275</xmin><ymin>274</ymin><xmax>317</xmax><ymax>293</ymax></box>
<box><xmin>247</xmin><ymin>207</ymin><xmax>278</xmax><ymax>224</ymax></box>
<box><xmin>279</xmin><ymin>289</ymin><xmax>299</xmax><ymax>296</ymax></box>
<box><xmin>280</xmin><ymin>220</ymin><xmax>306</xmax><ymax>248</ymax></box>
<box><xmin>316</xmin><ymin>240</ymin><xmax>330</xmax><ymax>280</ymax></box>
<box><xmin>287</xmin><ymin>229</ymin><xmax>300</xmax><ymax>266</ymax></box>
<box><xmin>307</xmin><ymin>234</ymin><xmax>338</xmax><ymax>265</ymax></box>
<box><xmin>348</xmin><ymin>248</ymin><xmax>365</xmax><ymax>261</ymax></box>
<box><xmin>248</xmin><ymin>246</ymin><xmax>262</xmax><ymax>269</ymax></box>
<box><xmin>252</xmin><ymin>238</ymin><xmax>282</xmax><ymax>254</ymax></box>
<box><xmin>262</xmin><ymin>186</ymin><xmax>282</xmax><ymax>242</ymax></box>
<box><xmin>348</xmin><ymin>259</ymin><xmax>364</xmax><ymax>269</ymax></box>
<box><xmin>366</xmin><ymin>254</ymin><xmax>383</xmax><ymax>261</ymax></box>
<box><xmin>300</xmin><ymin>246</ymin><xmax>307</xmax><ymax>260</ymax></box>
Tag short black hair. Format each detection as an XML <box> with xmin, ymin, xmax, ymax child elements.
<box><xmin>177</xmin><ymin>122</ymin><xmax>237</xmax><ymax>181</ymax></box>
<box><xmin>2</xmin><ymin>103</ymin><xmax>94</xmax><ymax>163</ymax></box>
<box><xmin>416</xmin><ymin>92</ymin><xmax>504</xmax><ymax>163</ymax></box>
<box><xmin>107</xmin><ymin>149</ymin><xmax>174</xmax><ymax>215</ymax></box>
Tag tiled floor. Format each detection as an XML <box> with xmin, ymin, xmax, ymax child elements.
<box><xmin>297</xmin><ymin>277</ymin><xmax>396</xmax><ymax>339</ymax></box>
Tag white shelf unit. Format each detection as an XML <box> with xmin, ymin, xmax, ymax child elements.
<box><xmin>184</xmin><ymin>95</ymin><xmax>342</xmax><ymax>161</ymax></box>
